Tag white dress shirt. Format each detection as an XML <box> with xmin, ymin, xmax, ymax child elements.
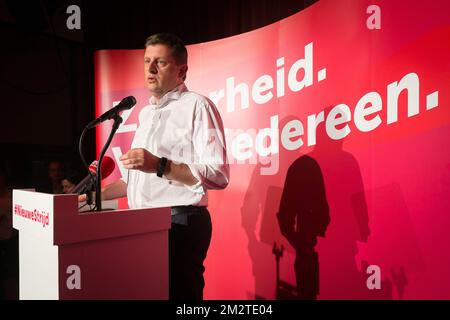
<box><xmin>126</xmin><ymin>83</ymin><xmax>229</xmax><ymax>209</ymax></box>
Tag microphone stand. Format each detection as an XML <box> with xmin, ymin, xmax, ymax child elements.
<box><xmin>79</xmin><ymin>123</ymin><xmax>96</xmax><ymax>209</ymax></box>
<box><xmin>95</xmin><ymin>114</ymin><xmax>123</xmax><ymax>211</ymax></box>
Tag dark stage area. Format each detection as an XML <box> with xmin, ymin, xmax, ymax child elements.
<box><xmin>0</xmin><ymin>0</ymin><xmax>316</xmax><ymax>189</ymax></box>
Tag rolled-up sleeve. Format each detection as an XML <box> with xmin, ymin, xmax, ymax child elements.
<box><xmin>187</xmin><ymin>100</ymin><xmax>230</xmax><ymax>190</ymax></box>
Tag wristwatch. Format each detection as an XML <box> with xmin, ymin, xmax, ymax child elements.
<box><xmin>157</xmin><ymin>157</ymin><xmax>168</xmax><ymax>178</ymax></box>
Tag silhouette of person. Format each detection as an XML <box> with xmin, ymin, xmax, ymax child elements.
<box><xmin>241</xmin><ymin>116</ymin><xmax>305</xmax><ymax>299</ymax></box>
<box><xmin>277</xmin><ymin>155</ymin><xmax>330</xmax><ymax>300</ymax></box>
<box><xmin>38</xmin><ymin>160</ymin><xmax>65</xmax><ymax>194</ymax></box>
<box><xmin>306</xmin><ymin>106</ymin><xmax>372</xmax><ymax>299</ymax></box>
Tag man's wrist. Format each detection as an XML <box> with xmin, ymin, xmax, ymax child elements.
<box><xmin>164</xmin><ymin>159</ymin><xmax>172</xmax><ymax>178</ymax></box>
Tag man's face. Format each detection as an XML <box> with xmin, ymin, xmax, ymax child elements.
<box><xmin>144</xmin><ymin>44</ymin><xmax>187</xmax><ymax>99</ymax></box>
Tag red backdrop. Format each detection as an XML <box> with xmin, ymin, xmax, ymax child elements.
<box><xmin>94</xmin><ymin>0</ymin><xmax>450</xmax><ymax>299</ymax></box>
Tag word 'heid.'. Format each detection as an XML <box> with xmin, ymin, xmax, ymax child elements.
<box><xmin>208</xmin><ymin>42</ymin><xmax>326</xmax><ymax>113</ymax></box>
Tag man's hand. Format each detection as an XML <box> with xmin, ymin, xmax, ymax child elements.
<box><xmin>120</xmin><ymin>148</ymin><xmax>199</xmax><ymax>186</ymax></box>
<box><xmin>120</xmin><ymin>148</ymin><xmax>160</xmax><ymax>173</ymax></box>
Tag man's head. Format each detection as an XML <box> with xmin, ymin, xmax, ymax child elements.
<box><xmin>144</xmin><ymin>33</ymin><xmax>188</xmax><ymax>100</ymax></box>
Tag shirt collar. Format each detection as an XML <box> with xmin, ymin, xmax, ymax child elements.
<box><xmin>149</xmin><ymin>83</ymin><xmax>187</xmax><ymax>108</ymax></box>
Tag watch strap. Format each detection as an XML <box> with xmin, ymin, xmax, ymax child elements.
<box><xmin>157</xmin><ymin>157</ymin><xmax>168</xmax><ymax>178</ymax></box>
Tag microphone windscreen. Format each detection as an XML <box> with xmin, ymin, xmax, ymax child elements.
<box><xmin>89</xmin><ymin>156</ymin><xmax>115</xmax><ymax>179</ymax></box>
<box><xmin>72</xmin><ymin>156</ymin><xmax>116</xmax><ymax>195</ymax></box>
<box><xmin>99</xmin><ymin>156</ymin><xmax>115</xmax><ymax>179</ymax></box>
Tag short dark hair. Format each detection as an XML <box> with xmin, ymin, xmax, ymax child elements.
<box><xmin>63</xmin><ymin>171</ymin><xmax>83</xmax><ymax>186</ymax></box>
<box><xmin>145</xmin><ymin>33</ymin><xmax>188</xmax><ymax>65</ymax></box>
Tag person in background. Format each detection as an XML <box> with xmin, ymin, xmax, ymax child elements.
<box><xmin>61</xmin><ymin>171</ymin><xmax>83</xmax><ymax>194</ymax></box>
<box><xmin>38</xmin><ymin>160</ymin><xmax>65</xmax><ymax>194</ymax></box>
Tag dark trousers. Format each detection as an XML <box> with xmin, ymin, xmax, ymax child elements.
<box><xmin>295</xmin><ymin>248</ymin><xmax>319</xmax><ymax>300</ymax></box>
<box><xmin>169</xmin><ymin>207</ymin><xmax>212</xmax><ymax>300</ymax></box>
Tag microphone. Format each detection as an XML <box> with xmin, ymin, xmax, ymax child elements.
<box><xmin>87</xmin><ymin>96</ymin><xmax>136</xmax><ymax>128</ymax></box>
<box><xmin>71</xmin><ymin>156</ymin><xmax>116</xmax><ymax>195</ymax></box>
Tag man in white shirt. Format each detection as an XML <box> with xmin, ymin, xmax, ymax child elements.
<box><xmin>100</xmin><ymin>33</ymin><xmax>229</xmax><ymax>300</ymax></box>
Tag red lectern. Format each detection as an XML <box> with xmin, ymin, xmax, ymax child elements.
<box><xmin>12</xmin><ymin>189</ymin><xmax>171</xmax><ymax>300</ymax></box>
